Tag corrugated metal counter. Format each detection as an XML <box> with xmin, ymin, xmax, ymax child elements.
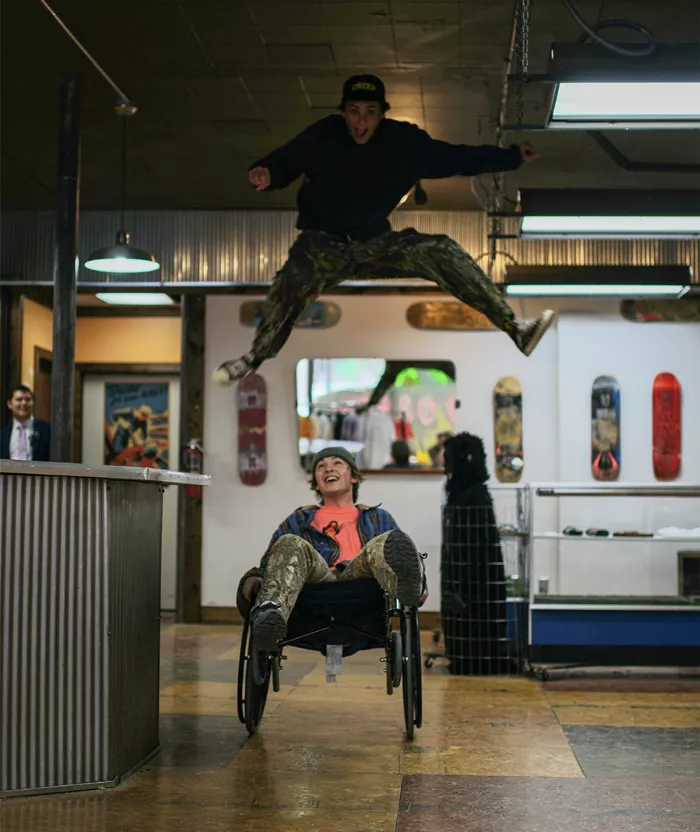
<box><xmin>0</xmin><ymin>461</ymin><xmax>210</xmax><ymax>797</ymax></box>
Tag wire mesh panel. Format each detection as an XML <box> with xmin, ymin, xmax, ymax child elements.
<box><xmin>441</xmin><ymin>496</ymin><xmax>529</xmax><ymax>675</ymax></box>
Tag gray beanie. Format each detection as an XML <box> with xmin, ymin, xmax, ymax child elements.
<box><xmin>311</xmin><ymin>445</ymin><xmax>358</xmax><ymax>471</ymax></box>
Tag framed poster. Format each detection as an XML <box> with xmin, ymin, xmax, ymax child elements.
<box><xmin>104</xmin><ymin>382</ymin><xmax>170</xmax><ymax>469</ymax></box>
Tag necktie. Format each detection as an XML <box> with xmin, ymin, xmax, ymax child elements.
<box><xmin>18</xmin><ymin>423</ymin><xmax>28</xmax><ymax>460</ymax></box>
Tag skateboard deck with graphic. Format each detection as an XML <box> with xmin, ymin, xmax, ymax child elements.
<box><xmin>238</xmin><ymin>373</ymin><xmax>267</xmax><ymax>486</ymax></box>
<box><xmin>591</xmin><ymin>375</ymin><xmax>621</xmax><ymax>481</ymax></box>
<box><xmin>493</xmin><ymin>376</ymin><xmax>523</xmax><ymax>483</ymax></box>
<box><xmin>240</xmin><ymin>300</ymin><xmax>341</xmax><ymax>329</ymax></box>
<box><xmin>653</xmin><ymin>372</ymin><xmax>681</xmax><ymax>481</ymax></box>
<box><xmin>621</xmin><ymin>298</ymin><xmax>700</xmax><ymax>323</ymax></box>
<box><xmin>407</xmin><ymin>301</ymin><xmax>496</xmax><ymax>331</ymax></box>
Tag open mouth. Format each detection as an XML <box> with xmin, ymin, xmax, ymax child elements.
<box><xmin>324</xmin><ymin>475</ymin><xmax>339</xmax><ymax>484</ymax></box>
<box><xmin>355</xmin><ymin>128</ymin><xmax>368</xmax><ymax>139</ymax></box>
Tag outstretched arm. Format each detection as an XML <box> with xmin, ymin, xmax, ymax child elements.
<box><xmin>249</xmin><ymin>122</ymin><xmax>318</xmax><ymax>191</ymax></box>
<box><xmin>416</xmin><ymin>126</ymin><xmax>536</xmax><ymax>178</ymax></box>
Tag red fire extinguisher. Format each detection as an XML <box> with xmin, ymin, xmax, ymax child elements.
<box><xmin>183</xmin><ymin>439</ymin><xmax>203</xmax><ymax>498</ymax></box>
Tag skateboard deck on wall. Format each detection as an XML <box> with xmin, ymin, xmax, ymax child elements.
<box><xmin>238</xmin><ymin>373</ymin><xmax>267</xmax><ymax>486</ymax></box>
<box><xmin>653</xmin><ymin>372</ymin><xmax>681</xmax><ymax>481</ymax></box>
<box><xmin>591</xmin><ymin>375</ymin><xmax>621</xmax><ymax>481</ymax></box>
<box><xmin>407</xmin><ymin>301</ymin><xmax>496</xmax><ymax>330</ymax></box>
<box><xmin>240</xmin><ymin>300</ymin><xmax>341</xmax><ymax>329</ymax></box>
<box><xmin>620</xmin><ymin>298</ymin><xmax>700</xmax><ymax>323</ymax></box>
<box><xmin>493</xmin><ymin>376</ymin><xmax>523</xmax><ymax>483</ymax></box>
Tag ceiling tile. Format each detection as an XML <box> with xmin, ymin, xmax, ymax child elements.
<box><xmin>267</xmin><ymin>43</ymin><xmax>336</xmax><ymax>66</ymax></box>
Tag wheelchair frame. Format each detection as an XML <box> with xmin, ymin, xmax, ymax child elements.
<box><xmin>237</xmin><ymin>583</ymin><xmax>423</xmax><ymax>740</ymax></box>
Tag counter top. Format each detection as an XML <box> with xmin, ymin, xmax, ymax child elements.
<box><xmin>0</xmin><ymin>459</ymin><xmax>211</xmax><ymax>486</ymax></box>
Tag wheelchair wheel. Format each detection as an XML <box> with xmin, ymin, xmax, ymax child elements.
<box><xmin>401</xmin><ymin>611</ymin><xmax>415</xmax><ymax>740</ymax></box>
<box><xmin>237</xmin><ymin>616</ymin><xmax>272</xmax><ymax>735</ymax></box>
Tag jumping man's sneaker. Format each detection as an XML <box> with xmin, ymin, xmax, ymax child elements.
<box><xmin>212</xmin><ymin>352</ymin><xmax>257</xmax><ymax>385</ymax></box>
<box><xmin>383</xmin><ymin>530</ymin><xmax>426</xmax><ymax>607</ymax></box>
<box><xmin>516</xmin><ymin>309</ymin><xmax>556</xmax><ymax>356</ymax></box>
<box><xmin>250</xmin><ymin>600</ymin><xmax>287</xmax><ymax>652</ymax></box>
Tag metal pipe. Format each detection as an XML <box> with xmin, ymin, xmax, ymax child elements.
<box><xmin>588</xmin><ymin>131</ymin><xmax>700</xmax><ymax>174</ymax></box>
<box><xmin>535</xmin><ymin>485</ymin><xmax>700</xmax><ymax>498</ymax></box>
<box><xmin>50</xmin><ymin>77</ymin><xmax>81</xmax><ymax>463</ymax></box>
<box><xmin>38</xmin><ymin>0</ymin><xmax>134</xmax><ymax>106</ymax></box>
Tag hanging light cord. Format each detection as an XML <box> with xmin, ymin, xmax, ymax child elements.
<box><xmin>563</xmin><ymin>0</ymin><xmax>655</xmax><ymax>57</ymax></box>
<box><xmin>120</xmin><ymin>117</ymin><xmax>127</xmax><ymax>232</ymax></box>
<box><xmin>38</xmin><ymin>0</ymin><xmax>135</xmax><ymax>105</ymax></box>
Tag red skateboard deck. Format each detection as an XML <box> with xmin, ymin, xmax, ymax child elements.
<box><xmin>652</xmin><ymin>372</ymin><xmax>681</xmax><ymax>481</ymax></box>
<box><xmin>238</xmin><ymin>373</ymin><xmax>267</xmax><ymax>486</ymax></box>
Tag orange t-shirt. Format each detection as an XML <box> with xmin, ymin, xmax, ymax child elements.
<box><xmin>311</xmin><ymin>506</ymin><xmax>362</xmax><ymax>568</ymax></box>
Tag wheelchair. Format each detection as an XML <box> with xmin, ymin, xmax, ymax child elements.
<box><xmin>237</xmin><ymin>578</ymin><xmax>423</xmax><ymax>740</ymax></box>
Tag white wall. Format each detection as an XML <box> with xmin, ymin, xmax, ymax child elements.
<box><xmin>203</xmin><ymin>294</ymin><xmax>700</xmax><ymax>610</ymax></box>
<box><xmin>203</xmin><ymin>293</ymin><xmax>558</xmax><ymax>611</ymax></box>
<box><xmin>543</xmin><ymin>309</ymin><xmax>700</xmax><ymax>597</ymax></box>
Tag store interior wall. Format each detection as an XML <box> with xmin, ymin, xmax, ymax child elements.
<box><xmin>204</xmin><ymin>293</ymin><xmax>558</xmax><ymax>613</ymax></box>
<box><xmin>203</xmin><ymin>294</ymin><xmax>700</xmax><ymax>612</ymax></box>
<box><xmin>19</xmin><ymin>297</ymin><xmax>181</xmax><ymax>385</ymax></box>
<box><xmin>548</xmin><ymin>313</ymin><xmax>700</xmax><ymax>598</ymax></box>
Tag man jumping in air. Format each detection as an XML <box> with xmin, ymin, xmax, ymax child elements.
<box><xmin>214</xmin><ymin>74</ymin><xmax>555</xmax><ymax>385</ymax></box>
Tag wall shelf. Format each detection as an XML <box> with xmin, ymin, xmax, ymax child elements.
<box><xmin>534</xmin><ymin>532</ymin><xmax>700</xmax><ymax>542</ymax></box>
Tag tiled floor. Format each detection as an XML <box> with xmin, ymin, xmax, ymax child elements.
<box><xmin>2</xmin><ymin>619</ymin><xmax>699</xmax><ymax>831</ymax></box>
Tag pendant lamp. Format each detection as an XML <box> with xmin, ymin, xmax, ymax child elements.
<box><xmin>85</xmin><ymin>107</ymin><xmax>160</xmax><ymax>273</ymax></box>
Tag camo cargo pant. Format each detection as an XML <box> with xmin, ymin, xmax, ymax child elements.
<box><xmin>254</xmin><ymin>532</ymin><xmax>401</xmax><ymax>621</ymax></box>
<box><xmin>251</xmin><ymin>228</ymin><xmax>517</xmax><ymax>365</ymax></box>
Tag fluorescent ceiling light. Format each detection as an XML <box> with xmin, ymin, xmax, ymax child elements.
<box><xmin>506</xmin><ymin>284</ymin><xmax>684</xmax><ymax>298</ymax></box>
<box><xmin>517</xmin><ymin>190</ymin><xmax>700</xmax><ymax>239</ymax></box>
<box><xmin>544</xmin><ymin>44</ymin><xmax>700</xmax><ymax>129</ymax></box>
<box><xmin>521</xmin><ymin>216</ymin><xmax>700</xmax><ymax>238</ymax></box>
<box><xmin>95</xmin><ymin>293</ymin><xmax>174</xmax><ymax>305</ymax></box>
<box><xmin>503</xmin><ymin>265</ymin><xmax>691</xmax><ymax>299</ymax></box>
<box><xmin>550</xmin><ymin>82</ymin><xmax>700</xmax><ymax>129</ymax></box>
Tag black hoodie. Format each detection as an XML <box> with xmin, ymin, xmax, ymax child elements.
<box><xmin>252</xmin><ymin>115</ymin><xmax>523</xmax><ymax>241</ymax></box>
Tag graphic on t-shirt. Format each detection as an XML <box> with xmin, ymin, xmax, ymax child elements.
<box><xmin>322</xmin><ymin>520</ymin><xmax>342</xmax><ymax>541</ymax></box>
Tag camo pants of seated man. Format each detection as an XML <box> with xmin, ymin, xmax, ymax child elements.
<box><xmin>253</xmin><ymin>532</ymin><xmax>402</xmax><ymax>621</ymax></box>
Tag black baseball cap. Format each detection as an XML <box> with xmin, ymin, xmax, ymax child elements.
<box><xmin>311</xmin><ymin>445</ymin><xmax>358</xmax><ymax>472</ymax></box>
<box><xmin>340</xmin><ymin>74</ymin><xmax>389</xmax><ymax>109</ymax></box>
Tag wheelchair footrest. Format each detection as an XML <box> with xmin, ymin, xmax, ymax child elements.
<box><xmin>326</xmin><ymin>644</ymin><xmax>343</xmax><ymax>683</ymax></box>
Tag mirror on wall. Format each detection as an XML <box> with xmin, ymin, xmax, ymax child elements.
<box><xmin>296</xmin><ymin>358</ymin><xmax>456</xmax><ymax>472</ymax></box>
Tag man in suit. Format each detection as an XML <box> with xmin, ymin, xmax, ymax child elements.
<box><xmin>1</xmin><ymin>385</ymin><xmax>51</xmax><ymax>461</ymax></box>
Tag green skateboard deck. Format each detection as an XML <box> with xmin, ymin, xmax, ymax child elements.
<box><xmin>406</xmin><ymin>301</ymin><xmax>496</xmax><ymax>331</ymax></box>
<box><xmin>240</xmin><ymin>300</ymin><xmax>341</xmax><ymax>329</ymax></box>
<box><xmin>493</xmin><ymin>376</ymin><xmax>523</xmax><ymax>483</ymax></box>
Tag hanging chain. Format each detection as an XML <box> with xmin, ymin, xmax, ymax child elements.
<box><xmin>515</xmin><ymin>0</ymin><xmax>530</xmax><ymax>128</ymax></box>
<box><xmin>490</xmin><ymin>0</ymin><xmax>530</xmax><ymax>277</ymax></box>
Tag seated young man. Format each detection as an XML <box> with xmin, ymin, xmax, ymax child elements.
<box><xmin>238</xmin><ymin>446</ymin><xmax>427</xmax><ymax>651</ymax></box>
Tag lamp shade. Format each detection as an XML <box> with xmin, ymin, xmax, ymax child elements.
<box><xmin>85</xmin><ymin>231</ymin><xmax>160</xmax><ymax>274</ymax></box>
